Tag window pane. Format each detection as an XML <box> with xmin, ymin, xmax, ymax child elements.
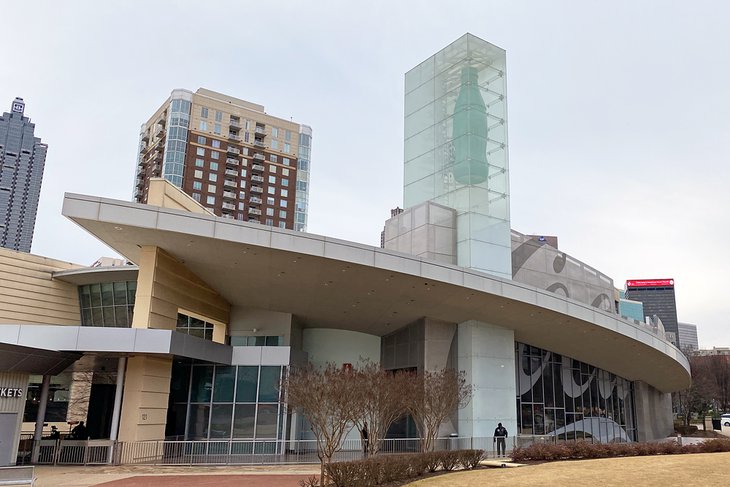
<box><xmin>233</xmin><ymin>404</ymin><xmax>256</xmax><ymax>438</ymax></box>
<box><xmin>188</xmin><ymin>404</ymin><xmax>210</xmax><ymax>440</ymax></box>
<box><xmin>100</xmin><ymin>283</ymin><xmax>113</xmax><ymax>306</ymax></box>
<box><xmin>210</xmin><ymin>404</ymin><xmax>233</xmax><ymax>438</ymax></box>
<box><xmin>114</xmin><ymin>306</ymin><xmax>129</xmax><ymax>327</ymax></box>
<box><xmin>102</xmin><ymin>307</ymin><xmax>115</xmax><ymax>327</ymax></box>
<box><xmin>90</xmin><ymin>284</ymin><xmax>102</xmax><ymax>307</ymax></box>
<box><xmin>255</xmin><ymin>404</ymin><xmax>278</xmax><ymax>438</ymax></box>
<box><xmin>190</xmin><ymin>366</ymin><xmax>213</xmax><ymax>403</ymax></box>
<box><xmin>258</xmin><ymin>366</ymin><xmax>280</xmax><ymax>402</ymax></box>
<box><xmin>170</xmin><ymin>362</ymin><xmax>191</xmax><ymax>403</ymax></box>
<box><xmin>213</xmin><ymin>366</ymin><xmax>235</xmax><ymax>402</ymax></box>
<box><xmin>236</xmin><ymin>366</ymin><xmax>258</xmax><ymax>402</ymax></box>
<box><xmin>113</xmin><ymin>282</ymin><xmax>127</xmax><ymax>305</ymax></box>
<box><xmin>265</xmin><ymin>336</ymin><xmax>280</xmax><ymax>346</ymax></box>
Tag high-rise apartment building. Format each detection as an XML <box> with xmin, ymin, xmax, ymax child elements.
<box><xmin>134</xmin><ymin>89</ymin><xmax>311</xmax><ymax>231</ymax></box>
<box><xmin>0</xmin><ymin>98</ymin><xmax>47</xmax><ymax>252</ymax></box>
<box><xmin>625</xmin><ymin>279</ymin><xmax>680</xmax><ymax>347</ymax></box>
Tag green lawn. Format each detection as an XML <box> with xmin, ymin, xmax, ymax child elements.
<box><xmin>406</xmin><ymin>452</ymin><xmax>730</xmax><ymax>486</ymax></box>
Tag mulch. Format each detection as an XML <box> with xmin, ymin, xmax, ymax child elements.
<box><xmin>96</xmin><ymin>474</ymin><xmax>315</xmax><ymax>486</ymax></box>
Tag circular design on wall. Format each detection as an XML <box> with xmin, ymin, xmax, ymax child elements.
<box><xmin>546</xmin><ymin>282</ymin><xmax>570</xmax><ymax>298</ymax></box>
<box><xmin>553</xmin><ymin>252</ymin><xmax>567</xmax><ymax>273</ymax></box>
<box><xmin>561</xmin><ymin>356</ymin><xmax>594</xmax><ymax>398</ymax></box>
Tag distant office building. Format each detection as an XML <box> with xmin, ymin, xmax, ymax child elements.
<box><xmin>625</xmin><ymin>279</ymin><xmax>679</xmax><ymax>347</ymax></box>
<box><xmin>0</xmin><ymin>98</ymin><xmax>47</xmax><ymax>252</ymax></box>
<box><xmin>696</xmin><ymin>347</ymin><xmax>730</xmax><ymax>357</ymax></box>
<box><xmin>134</xmin><ymin>88</ymin><xmax>311</xmax><ymax>231</ymax></box>
<box><xmin>677</xmin><ymin>322</ymin><xmax>699</xmax><ymax>352</ymax></box>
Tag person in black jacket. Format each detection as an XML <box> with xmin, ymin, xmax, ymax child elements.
<box><xmin>361</xmin><ymin>421</ymin><xmax>369</xmax><ymax>456</ymax></box>
<box><xmin>71</xmin><ymin>421</ymin><xmax>87</xmax><ymax>440</ymax></box>
<box><xmin>493</xmin><ymin>423</ymin><xmax>508</xmax><ymax>457</ymax></box>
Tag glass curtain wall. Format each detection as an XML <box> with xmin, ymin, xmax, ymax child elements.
<box><xmin>167</xmin><ymin>361</ymin><xmax>286</xmax><ymax>447</ymax></box>
<box><xmin>404</xmin><ymin>33</ymin><xmax>511</xmax><ymax>279</ymax></box>
<box><xmin>515</xmin><ymin>342</ymin><xmax>636</xmax><ymax>442</ymax></box>
<box><xmin>78</xmin><ymin>281</ymin><xmax>136</xmax><ymax>327</ymax></box>
<box><xmin>163</xmin><ymin>90</ymin><xmax>193</xmax><ymax>187</ymax></box>
<box><xmin>295</xmin><ymin>125</ymin><xmax>312</xmax><ymax>232</ymax></box>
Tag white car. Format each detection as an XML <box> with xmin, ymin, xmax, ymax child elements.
<box><xmin>721</xmin><ymin>414</ymin><xmax>730</xmax><ymax>427</ymax></box>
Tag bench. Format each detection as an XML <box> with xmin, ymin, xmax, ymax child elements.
<box><xmin>0</xmin><ymin>466</ymin><xmax>35</xmax><ymax>486</ymax></box>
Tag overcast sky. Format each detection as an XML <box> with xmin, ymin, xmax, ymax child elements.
<box><xmin>3</xmin><ymin>1</ymin><xmax>728</xmax><ymax>348</ymax></box>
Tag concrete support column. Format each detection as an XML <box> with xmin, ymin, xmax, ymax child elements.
<box><xmin>456</xmin><ymin>320</ymin><xmax>517</xmax><ymax>438</ymax></box>
<box><xmin>33</xmin><ymin>375</ymin><xmax>51</xmax><ymax>441</ymax></box>
<box><xmin>32</xmin><ymin>375</ymin><xmax>51</xmax><ymax>463</ymax></box>
<box><xmin>633</xmin><ymin>380</ymin><xmax>673</xmax><ymax>441</ymax></box>
<box><xmin>110</xmin><ymin>357</ymin><xmax>127</xmax><ymax>441</ymax></box>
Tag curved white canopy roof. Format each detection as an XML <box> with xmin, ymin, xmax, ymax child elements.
<box><xmin>62</xmin><ymin>193</ymin><xmax>690</xmax><ymax>392</ymax></box>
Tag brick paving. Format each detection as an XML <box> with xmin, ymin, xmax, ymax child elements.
<box><xmin>96</xmin><ymin>474</ymin><xmax>314</xmax><ymax>486</ymax></box>
<box><xmin>34</xmin><ymin>465</ymin><xmax>321</xmax><ymax>487</ymax></box>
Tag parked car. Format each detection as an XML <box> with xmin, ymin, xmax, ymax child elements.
<box><xmin>721</xmin><ymin>414</ymin><xmax>730</xmax><ymax>427</ymax></box>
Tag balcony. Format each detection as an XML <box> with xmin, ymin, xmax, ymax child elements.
<box><xmin>229</xmin><ymin>119</ymin><xmax>241</xmax><ymax>128</ymax></box>
<box><xmin>225</xmin><ymin>169</ymin><xmax>238</xmax><ymax>177</ymax></box>
<box><xmin>141</xmin><ymin>133</ymin><xmax>149</xmax><ymax>142</ymax></box>
<box><xmin>158</xmin><ymin>118</ymin><xmax>166</xmax><ymax>126</ymax></box>
<box><xmin>253</xmin><ymin>153</ymin><xmax>265</xmax><ymax>161</ymax></box>
<box><xmin>226</xmin><ymin>157</ymin><xmax>239</xmax><ymax>166</ymax></box>
<box><xmin>221</xmin><ymin>213</ymin><xmax>234</xmax><ymax>220</ymax></box>
<box><xmin>251</xmin><ymin>186</ymin><xmax>263</xmax><ymax>194</ymax></box>
<box><xmin>249</xmin><ymin>196</ymin><xmax>262</xmax><ymax>204</ymax></box>
<box><xmin>248</xmin><ymin>208</ymin><xmax>262</xmax><ymax>216</ymax></box>
<box><xmin>224</xmin><ymin>179</ymin><xmax>237</xmax><ymax>188</ymax></box>
<box><xmin>223</xmin><ymin>191</ymin><xmax>236</xmax><ymax>200</ymax></box>
<box><xmin>251</xmin><ymin>175</ymin><xmax>264</xmax><ymax>183</ymax></box>
<box><xmin>251</xmin><ymin>164</ymin><xmax>265</xmax><ymax>172</ymax></box>
<box><xmin>255</xmin><ymin>127</ymin><xmax>266</xmax><ymax>135</ymax></box>
<box><xmin>227</xmin><ymin>147</ymin><xmax>240</xmax><ymax>155</ymax></box>
<box><xmin>228</xmin><ymin>133</ymin><xmax>241</xmax><ymax>141</ymax></box>
<box><xmin>248</xmin><ymin>218</ymin><xmax>260</xmax><ymax>224</ymax></box>
<box><xmin>253</xmin><ymin>140</ymin><xmax>265</xmax><ymax>148</ymax></box>
<box><xmin>154</xmin><ymin>128</ymin><xmax>165</xmax><ymax>139</ymax></box>
<box><xmin>222</xmin><ymin>202</ymin><xmax>235</xmax><ymax>211</ymax></box>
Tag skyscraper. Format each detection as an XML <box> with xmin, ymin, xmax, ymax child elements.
<box><xmin>625</xmin><ymin>279</ymin><xmax>680</xmax><ymax>347</ymax></box>
<box><xmin>403</xmin><ymin>34</ymin><xmax>511</xmax><ymax>278</ymax></box>
<box><xmin>0</xmin><ymin>98</ymin><xmax>47</xmax><ymax>252</ymax></box>
<box><xmin>677</xmin><ymin>322</ymin><xmax>699</xmax><ymax>352</ymax></box>
<box><xmin>134</xmin><ymin>89</ymin><xmax>311</xmax><ymax>231</ymax></box>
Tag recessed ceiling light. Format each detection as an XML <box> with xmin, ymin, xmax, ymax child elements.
<box><xmin>114</xmin><ymin>226</ymin><xmax>123</xmax><ymax>231</ymax></box>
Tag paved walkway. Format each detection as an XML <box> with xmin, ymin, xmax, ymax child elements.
<box><xmin>34</xmin><ymin>465</ymin><xmax>321</xmax><ymax>487</ymax></box>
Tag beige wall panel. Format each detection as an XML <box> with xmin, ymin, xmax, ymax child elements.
<box><xmin>119</xmin><ymin>356</ymin><xmax>173</xmax><ymax>442</ymax></box>
<box><xmin>142</xmin><ymin>375</ymin><xmax>172</xmax><ymax>392</ymax></box>
<box><xmin>146</xmin><ymin>178</ymin><xmax>211</xmax><ymax>215</ymax></box>
<box><xmin>138</xmin><ymin>392</ymin><xmax>169</xmax><ymax>408</ymax></box>
<box><xmin>0</xmin><ymin>249</ymin><xmax>81</xmax><ymax>326</ymax></box>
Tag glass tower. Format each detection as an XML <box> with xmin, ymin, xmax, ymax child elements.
<box><xmin>404</xmin><ymin>34</ymin><xmax>511</xmax><ymax>279</ymax></box>
<box><xmin>0</xmin><ymin>98</ymin><xmax>47</xmax><ymax>253</ymax></box>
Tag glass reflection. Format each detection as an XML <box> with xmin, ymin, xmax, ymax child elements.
<box><xmin>515</xmin><ymin>342</ymin><xmax>636</xmax><ymax>442</ymax></box>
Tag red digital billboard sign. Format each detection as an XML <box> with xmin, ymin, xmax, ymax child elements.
<box><xmin>626</xmin><ymin>279</ymin><xmax>674</xmax><ymax>288</ymax></box>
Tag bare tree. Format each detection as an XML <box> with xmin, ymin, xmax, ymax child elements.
<box><xmin>283</xmin><ymin>363</ymin><xmax>354</xmax><ymax>483</ymax></box>
<box><xmin>676</xmin><ymin>354</ymin><xmax>715</xmax><ymax>427</ymax></box>
<box><xmin>348</xmin><ymin>361</ymin><xmax>411</xmax><ymax>455</ymax></box>
<box><xmin>406</xmin><ymin>369</ymin><xmax>472</xmax><ymax>452</ymax></box>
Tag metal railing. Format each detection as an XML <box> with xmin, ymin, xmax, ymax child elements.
<box><xmin>18</xmin><ymin>436</ymin><xmax>519</xmax><ymax>467</ymax></box>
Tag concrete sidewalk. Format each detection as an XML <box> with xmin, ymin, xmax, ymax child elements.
<box><xmin>34</xmin><ymin>464</ymin><xmax>321</xmax><ymax>487</ymax></box>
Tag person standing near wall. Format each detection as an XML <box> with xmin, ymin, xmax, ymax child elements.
<box><xmin>361</xmin><ymin>421</ymin><xmax>369</xmax><ymax>457</ymax></box>
<box><xmin>493</xmin><ymin>422</ymin><xmax>508</xmax><ymax>457</ymax></box>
